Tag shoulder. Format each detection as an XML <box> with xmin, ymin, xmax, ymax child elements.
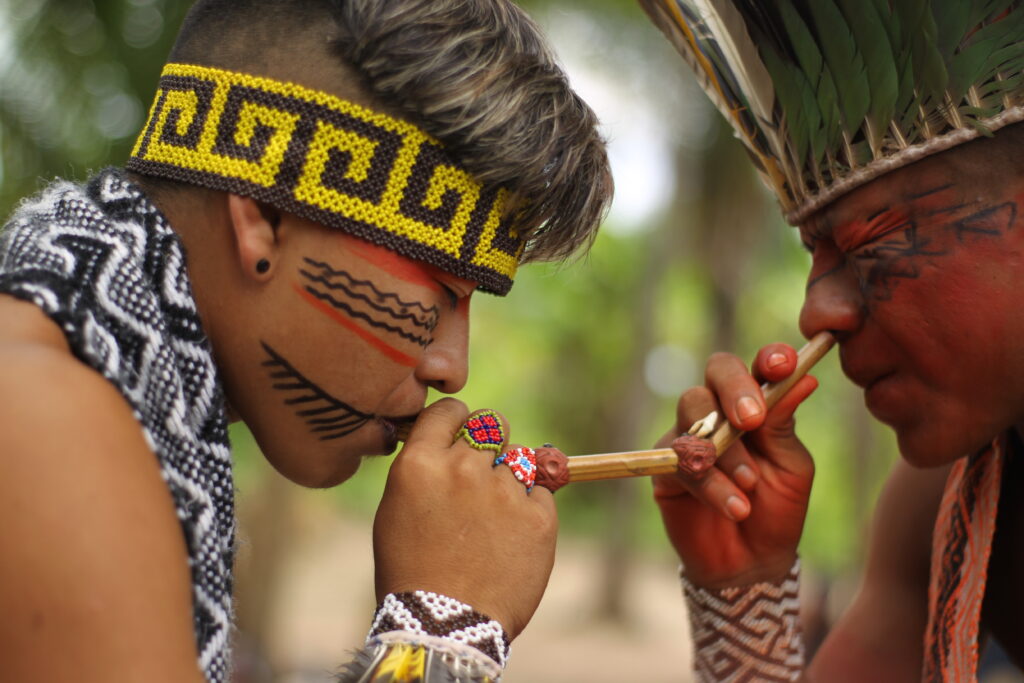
<box><xmin>0</xmin><ymin>293</ymin><xmax>136</xmax><ymax>439</ymax></box>
<box><xmin>863</xmin><ymin>458</ymin><xmax>951</xmax><ymax>584</ymax></box>
<box><xmin>0</xmin><ymin>294</ymin><xmax>204</xmax><ymax>682</ymax></box>
<box><xmin>808</xmin><ymin>459</ymin><xmax>951</xmax><ymax>682</ymax></box>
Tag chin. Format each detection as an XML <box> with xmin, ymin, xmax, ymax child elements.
<box><xmin>894</xmin><ymin>424</ymin><xmax>993</xmax><ymax>469</ymax></box>
<box><xmin>286</xmin><ymin>453</ymin><xmax>365</xmax><ymax>488</ymax></box>
<box><xmin>252</xmin><ymin>419</ymin><xmax>396</xmax><ymax>487</ymax></box>
<box><xmin>262</xmin><ymin>443</ymin><xmax>368</xmax><ymax>488</ymax></box>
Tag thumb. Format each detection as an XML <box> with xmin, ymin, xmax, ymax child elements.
<box><xmin>400</xmin><ymin>397</ymin><xmax>468</xmax><ymax>454</ymax></box>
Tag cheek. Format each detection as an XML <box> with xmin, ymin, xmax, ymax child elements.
<box><xmin>877</xmin><ymin>249</ymin><xmax>1018</xmax><ymax>391</ymax></box>
<box><xmin>293</xmin><ymin>257</ymin><xmax>440</xmax><ymax>371</ymax></box>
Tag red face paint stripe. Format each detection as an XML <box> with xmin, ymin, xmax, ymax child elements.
<box><xmin>294</xmin><ymin>283</ymin><xmax>418</xmax><ymax>368</ymax></box>
<box><xmin>344</xmin><ymin>237</ymin><xmax>442</xmax><ymax>292</ymax></box>
<box><xmin>835</xmin><ymin>209</ymin><xmax>910</xmax><ymax>252</ymax></box>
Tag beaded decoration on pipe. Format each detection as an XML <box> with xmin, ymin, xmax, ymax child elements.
<box><xmin>127</xmin><ymin>63</ymin><xmax>522</xmax><ymax>294</ymax></box>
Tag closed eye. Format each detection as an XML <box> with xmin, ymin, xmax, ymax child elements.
<box><xmin>438</xmin><ymin>283</ymin><xmax>459</xmax><ymax>311</ymax></box>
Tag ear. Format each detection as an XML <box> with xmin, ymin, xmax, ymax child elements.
<box><xmin>227</xmin><ymin>194</ymin><xmax>280</xmax><ymax>280</ymax></box>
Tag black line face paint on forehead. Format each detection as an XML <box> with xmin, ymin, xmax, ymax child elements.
<box><xmin>261</xmin><ymin>341</ymin><xmax>374</xmax><ymax>441</ymax></box>
<box><xmin>806</xmin><ymin>186</ymin><xmax>1020</xmax><ymax>303</ymax></box>
<box><xmin>299</xmin><ymin>257</ymin><xmax>439</xmax><ymax>348</ymax></box>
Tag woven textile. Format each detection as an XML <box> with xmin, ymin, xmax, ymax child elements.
<box><xmin>0</xmin><ymin>169</ymin><xmax>234</xmax><ymax>683</ymax></box>
<box><xmin>923</xmin><ymin>441</ymin><xmax>1004</xmax><ymax>682</ymax></box>
<box><xmin>683</xmin><ymin>559</ymin><xmax>803</xmax><ymax>682</ymax></box>
<box><xmin>128</xmin><ymin>63</ymin><xmax>521</xmax><ymax>294</ymax></box>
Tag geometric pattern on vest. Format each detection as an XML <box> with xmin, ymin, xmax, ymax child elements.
<box><xmin>0</xmin><ymin>168</ymin><xmax>234</xmax><ymax>683</ymax></box>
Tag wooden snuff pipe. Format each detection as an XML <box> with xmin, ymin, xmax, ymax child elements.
<box><xmin>565</xmin><ymin>331</ymin><xmax>836</xmax><ymax>483</ymax></box>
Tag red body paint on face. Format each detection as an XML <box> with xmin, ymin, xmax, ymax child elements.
<box><xmin>833</xmin><ymin>208</ymin><xmax>910</xmax><ymax>253</ymax></box>
<box><xmin>343</xmin><ymin>235</ymin><xmax>443</xmax><ymax>292</ymax></box>
<box><xmin>800</xmin><ymin>170</ymin><xmax>1024</xmax><ymax>466</ymax></box>
<box><xmin>294</xmin><ymin>283</ymin><xmax>418</xmax><ymax>367</ymax></box>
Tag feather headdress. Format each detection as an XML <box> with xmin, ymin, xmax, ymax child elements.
<box><xmin>639</xmin><ymin>0</ymin><xmax>1024</xmax><ymax>224</ymax></box>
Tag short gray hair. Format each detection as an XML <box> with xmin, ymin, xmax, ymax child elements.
<box><xmin>168</xmin><ymin>0</ymin><xmax>612</xmax><ymax>265</ymax></box>
<box><xmin>330</xmin><ymin>0</ymin><xmax>612</xmax><ymax>263</ymax></box>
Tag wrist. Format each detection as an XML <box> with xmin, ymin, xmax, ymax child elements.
<box><xmin>683</xmin><ymin>557</ymin><xmax>804</xmax><ymax>682</ymax></box>
<box><xmin>681</xmin><ymin>552</ymin><xmax>799</xmax><ymax>591</ymax></box>
<box><xmin>367</xmin><ymin>590</ymin><xmax>511</xmax><ymax>672</ymax></box>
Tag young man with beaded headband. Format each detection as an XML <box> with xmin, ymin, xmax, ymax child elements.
<box><xmin>639</xmin><ymin>0</ymin><xmax>1024</xmax><ymax>680</ymax></box>
<box><xmin>0</xmin><ymin>1</ymin><xmax>611</xmax><ymax>681</ymax></box>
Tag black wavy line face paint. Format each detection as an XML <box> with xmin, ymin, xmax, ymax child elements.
<box><xmin>293</xmin><ymin>255</ymin><xmax>440</xmax><ymax>368</ymax></box>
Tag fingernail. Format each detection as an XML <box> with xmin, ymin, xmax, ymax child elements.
<box><xmin>733</xmin><ymin>464</ymin><xmax>757</xmax><ymax>490</ymax></box>
<box><xmin>767</xmin><ymin>352</ymin><xmax>788</xmax><ymax>368</ymax></box>
<box><xmin>736</xmin><ymin>396</ymin><xmax>762</xmax><ymax>422</ymax></box>
<box><xmin>725</xmin><ymin>495</ymin><xmax>750</xmax><ymax>520</ymax></box>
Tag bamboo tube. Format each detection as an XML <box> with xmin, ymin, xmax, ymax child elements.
<box><xmin>567</xmin><ymin>331</ymin><xmax>835</xmax><ymax>483</ymax></box>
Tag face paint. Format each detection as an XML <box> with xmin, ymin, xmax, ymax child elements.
<box><xmin>261</xmin><ymin>341</ymin><xmax>374</xmax><ymax>441</ymax></box>
<box><xmin>799</xmin><ymin>169</ymin><xmax>1024</xmax><ymax>466</ymax></box>
<box><xmin>295</xmin><ymin>256</ymin><xmax>441</xmax><ymax>368</ymax></box>
<box><xmin>343</xmin><ymin>236</ymin><xmax>443</xmax><ymax>292</ymax></box>
<box><xmin>805</xmin><ymin>185</ymin><xmax>1017</xmax><ymax>304</ymax></box>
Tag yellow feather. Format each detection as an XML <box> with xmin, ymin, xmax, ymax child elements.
<box><xmin>370</xmin><ymin>643</ymin><xmax>427</xmax><ymax>682</ymax></box>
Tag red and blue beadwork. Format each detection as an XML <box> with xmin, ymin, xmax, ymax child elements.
<box><xmin>494</xmin><ymin>447</ymin><xmax>538</xmax><ymax>491</ymax></box>
<box><xmin>457</xmin><ymin>410</ymin><xmax>506</xmax><ymax>452</ymax></box>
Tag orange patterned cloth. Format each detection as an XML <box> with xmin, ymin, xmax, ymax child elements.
<box><xmin>922</xmin><ymin>439</ymin><xmax>1005</xmax><ymax>682</ymax></box>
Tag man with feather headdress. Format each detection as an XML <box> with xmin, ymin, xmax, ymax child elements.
<box><xmin>641</xmin><ymin>0</ymin><xmax>1024</xmax><ymax>680</ymax></box>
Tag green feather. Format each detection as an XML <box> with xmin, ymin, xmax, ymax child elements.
<box><xmin>903</xmin><ymin>0</ymin><xmax>949</xmax><ymax>106</ymax></box>
<box><xmin>760</xmin><ymin>44</ymin><xmax>812</xmax><ymax>165</ymax></box>
<box><xmin>949</xmin><ymin>8</ymin><xmax>1024</xmax><ymax>106</ymax></box>
<box><xmin>969</xmin><ymin>0</ymin><xmax>1017</xmax><ymax>27</ymax></box>
<box><xmin>869</xmin><ymin>0</ymin><xmax>902</xmax><ymax>48</ymax></box>
<box><xmin>837</xmin><ymin>0</ymin><xmax>898</xmax><ymax>156</ymax></box>
<box><xmin>777</xmin><ymin>0</ymin><xmax>843</xmax><ymax>155</ymax></box>
<box><xmin>809</xmin><ymin>0</ymin><xmax>870</xmax><ymax>136</ymax></box>
<box><xmin>932</xmin><ymin>0</ymin><xmax>971</xmax><ymax>59</ymax></box>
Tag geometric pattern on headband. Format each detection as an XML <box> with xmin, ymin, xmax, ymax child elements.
<box><xmin>127</xmin><ymin>63</ymin><xmax>523</xmax><ymax>294</ymax></box>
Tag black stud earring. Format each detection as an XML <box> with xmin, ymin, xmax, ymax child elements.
<box><xmin>256</xmin><ymin>259</ymin><xmax>270</xmax><ymax>274</ymax></box>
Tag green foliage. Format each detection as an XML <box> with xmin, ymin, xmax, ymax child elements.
<box><xmin>0</xmin><ymin>0</ymin><xmax>186</xmax><ymax>221</ymax></box>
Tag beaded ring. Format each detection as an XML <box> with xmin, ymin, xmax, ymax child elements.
<box><xmin>494</xmin><ymin>447</ymin><xmax>538</xmax><ymax>491</ymax></box>
<box><xmin>455</xmin><ymin>409</ymin><xmax>507</xmax><ymax>452</ymax></box>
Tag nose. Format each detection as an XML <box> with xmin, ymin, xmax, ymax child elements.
<box><xmin>415</xmin><ymin>300</ymin><xmax>470</xmax><ymax>394</ymax></box>
<box><xmin>798</xmin><ymin>252</ymin><xmax>865</xmax><ymax>341</ymax></box>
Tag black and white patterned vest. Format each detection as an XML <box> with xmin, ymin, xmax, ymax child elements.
<box><xmin>0</xmin><ymin>168</ymin><xmax>235</xmax><ymax>682</ymax></box>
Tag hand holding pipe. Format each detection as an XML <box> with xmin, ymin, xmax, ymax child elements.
<box><xmin>559</xmin><ymin>331</ymin><xmax>836</xmax><ymax>487</ymax></box>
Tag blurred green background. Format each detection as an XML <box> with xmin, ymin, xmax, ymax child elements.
<box><xmin>0</xmin><ymin>1</ymin><xmax>903</xmax><ymax>681</ymax></box>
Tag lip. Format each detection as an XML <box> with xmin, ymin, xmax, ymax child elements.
<box><xmin>376</xmin><ymin>413</ymin><xmax>420</xmax><ymax>446</ymax></box>
<box><xmin>862</xmin><ymin>372</ymin><xmax>905</xmax><ymax>421</ymax></box>
<box><xmin>839</xmin><ymin>347</ymin><xmax>893</xmax><ymax>391</ymax></box>
<box><xmin>840</xmin><ymin>350</ymin><xmax>899</xmax><ymax>413</ymax></box>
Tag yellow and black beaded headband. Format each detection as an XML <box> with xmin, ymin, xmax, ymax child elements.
<box><xmin>127</xmin><ymin>63</ymin><xmax>522</xmax><ymax>294</ymax></box>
